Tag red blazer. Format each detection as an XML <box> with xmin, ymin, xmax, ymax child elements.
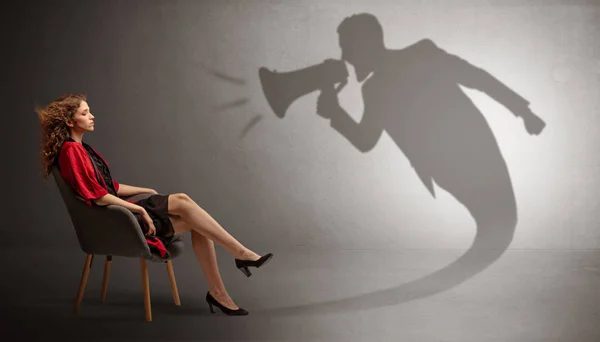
<box><xmin>58</xmin><ymin>140</ymin><xmax>120</xmax><ymax>207</ymax></box>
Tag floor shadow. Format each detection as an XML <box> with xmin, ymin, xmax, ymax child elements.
<box><xmin>258</xmin><ymin>13</ymin><xmax>546</xmax><ymax>316</ymax></box>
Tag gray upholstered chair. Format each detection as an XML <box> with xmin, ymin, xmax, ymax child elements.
<box><xmin>51</xmin><ymin>164</ymin><xmax>185</xmax><ymax>322</ymax></box>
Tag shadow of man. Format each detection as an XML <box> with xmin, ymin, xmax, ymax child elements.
<box><xmin>261</xmin><ymin>13</ymin><xmax>546</xmax><ymax>315</ymax></box>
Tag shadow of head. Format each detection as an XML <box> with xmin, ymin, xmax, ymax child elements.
<box><xmin>336</xmin><ymin>13</ymin><xmax>386</xmax><ymax>82</ymax></box>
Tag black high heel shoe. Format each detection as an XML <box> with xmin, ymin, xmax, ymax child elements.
<box><xmin>206</xmin><ymin>292</ymin><xmax>249</xmax><ymax>316</ymax></box>
<box><xmin>235</xmin><ymin>253</ymin><xmax>274</xmax><ymax>277</ymax></box>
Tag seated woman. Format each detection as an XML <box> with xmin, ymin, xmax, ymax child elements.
<box><xmin>37</xmin><ymin>93</ymin><xmax>273</xmax><ymax>316</ymax></box>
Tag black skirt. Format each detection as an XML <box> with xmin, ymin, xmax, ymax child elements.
<box><xmin>131</xmin><ymin>194</ymin><xmax>175</xmax><ymax>240</ymax></box>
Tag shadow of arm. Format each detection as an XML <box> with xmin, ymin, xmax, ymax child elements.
<box><xmin>426</xmin><ymin>39</ymin><xmax>532</xmax><ymax>117</ymax></box>
<box><xmin>325</xmin><ymin>89</ymin><xmax>383</xmax><ymax>153</ymax></box>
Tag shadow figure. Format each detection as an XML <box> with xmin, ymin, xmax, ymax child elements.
<box><xmin>259</xmin><ymin>13</ymin><xmax>546</xmax><ymax>315</ymax></box>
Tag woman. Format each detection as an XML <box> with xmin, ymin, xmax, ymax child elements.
<box><xmin>37</xmin><ymin>93</ymin><xmax>272</xmax><ymax>316</ymax></box>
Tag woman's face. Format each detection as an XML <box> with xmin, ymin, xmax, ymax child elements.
<box><xmin>68</xmin><ymin>100</ymin><xmax>95</xmax><ymax>132</ymax></box>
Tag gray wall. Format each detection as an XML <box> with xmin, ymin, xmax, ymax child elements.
<box><xmin>6</xmin><ymin>0</ymin><xmax>600</xmax><ymax>253</ymax></box>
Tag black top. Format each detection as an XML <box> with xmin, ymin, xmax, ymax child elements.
<box><xmin>66</xmin><ymin>137</ymin><xmax>117</xmax><ymax>196</ymax></box>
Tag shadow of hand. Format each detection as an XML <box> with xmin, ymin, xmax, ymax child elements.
<box><xmin>316</xmin><ymin>86</ymin><xmax>341</xmax><ymax>119</ymax></box>
<box><xmin>521</xmin><ymin>110</ymin><xmax>546</xmax><ymax>135</ymax></box>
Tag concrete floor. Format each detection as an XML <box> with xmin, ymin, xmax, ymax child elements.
<box><xmin>3</xmin><ymin>247</ymin><xmax>599</xmax><ymax>341</ymax></box>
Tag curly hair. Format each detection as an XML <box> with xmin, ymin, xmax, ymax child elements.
<box><xmin>36</xmin><ymin>93</ymin><xmax>87</xmax><ymax>179</ymax></box>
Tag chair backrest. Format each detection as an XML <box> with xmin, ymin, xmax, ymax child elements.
<box><xmin>51</xmin><ymin>164</ymin><xmax>151</xmax><ymax>258</ymax></box>
<box><xmin>51</xmin><ymin>164</ymin><xmax>90</xmax><ymax>249</ymax></box>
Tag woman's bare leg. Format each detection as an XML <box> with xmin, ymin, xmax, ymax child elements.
<box><xmin>168</xmin><ymin>193</ymin><xmax>261</xmax><ymax>261</ymax></box>
<box><xmin>171</xmin><ymin>215</ymin><xmax>239</xmax><ymax>310</ymax></box>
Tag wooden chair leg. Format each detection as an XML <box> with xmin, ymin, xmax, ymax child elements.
<box><xmin>140</xmin><ymin>258</ymin><xmax>152</xmax><ymax>322</ymax></box>
<box><xmin>74</xmin><ymin>254</ymin><xmax>93</xmax><ymax>314</ymax></box>
<box><xmin>166</xmin><ymin>260</ymin><xmax>181</xmax><ymax>306</ymax></box>
<box><xmin>100</xmin><ymin>255</ymin><xmax>112</xmax><ymax>302</ymax></box>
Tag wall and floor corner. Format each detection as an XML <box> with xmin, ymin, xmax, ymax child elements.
<box><xmin>3</xmin><ymin>0</ymin><xmax>600</xmax><ymax>341</ymax></box>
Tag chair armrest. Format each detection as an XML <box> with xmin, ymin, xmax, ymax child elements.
<box><xmin>70</xmin><ymin>202</ymin><xmax>152</xmax><ymax>259</ymax></box>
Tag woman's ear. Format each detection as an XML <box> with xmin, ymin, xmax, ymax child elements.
<box><xmin>65</xmin><ymin>120</ymin><xmax>74</xmax><ymax>128</ymax></box>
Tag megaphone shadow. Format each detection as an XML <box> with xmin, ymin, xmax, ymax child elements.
<box><xmin>256</xmin><ymin>26</ymin><xmax>548</xmax><ymax>315</ymax></box>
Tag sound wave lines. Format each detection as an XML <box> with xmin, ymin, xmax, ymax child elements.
<box><xmin>202</xmin><ymin>63</ymin><xmax>264</xmax><ymax>140</ymax></box>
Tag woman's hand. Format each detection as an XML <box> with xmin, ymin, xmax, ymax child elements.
<box><xmin>146</xmin><ymin>188</ymin><xmax>158</xmax><ymax>195</ymax></box>
<box><xmin>139</xmin><ymin>208</ymin><xmax>156</xmax><ymax>236</ymax></box>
